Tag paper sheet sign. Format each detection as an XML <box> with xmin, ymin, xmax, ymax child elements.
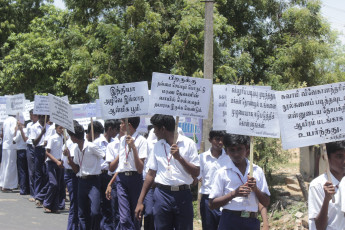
<box><xmin>24</xmin><ymin>101</ymin><xmax>35</xmax><ymax>121</ymax></box>
<box><xmin>48</xmin><ymin>94</ymin><xmax>75</xmax><ymax>133</ymax></box>
<box><xmin>72</xmin><ymin>103</ymin><xmax>102</xmax><ymax>119</ymax></box>
<box><xmin>226</xmin><ymin>85</ymin><xmax>280</xmax><ymax>138</ymax></box>
<box><xmin>6</xmin><ymin>94</ymin><xmax>25</xmax><ymax>115</ymax></box>
<box><xmin>33</xmin><ymin>95</ymin><xmax>49</xmax><ymax>115</ymax></box>
<box><xmin>149</xmin><ymin>72</ymin><xmax>212</xmax><ymax>118</ymax></box>
<box><xmin>276</xmin><ymin>82</ymin><xmax>345</xmax><ymax>149</ymax></box>
<box><xmin>98</xmin><ymin>81</ymin><xmax>149</xmax><ymax>119</ymax></box>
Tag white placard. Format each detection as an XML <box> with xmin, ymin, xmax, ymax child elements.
<box><xmin>6</xmin><ymin>94</ymin><xmax>25</xmax><ymax>115</ymax></box>
<box><xmin>72</xmin><ymin>103</ymin><xmax>101</xmax><ymax>119</ymax></box>
<box><xmin>48</xmin><ymin>94</ymin><xmax>75</xmax><ymax>133</ymax></box>
<box><xmin>149</xmin><ymin>72</ymin><xmax>212</xmax><ymax>118</ymax></box>
<box><xmin>276</xmin><ymin>83</ymin><xmax>345</xmax><ymax>149</ymax></box>
<box><xmin>24</xmin><ymin>101</ymin><xmax>35</xmax><ymax>121</ymax></box>
<box><xmin>33</xmin><ymin>95</ymin><xmax>49</xmax><ymax>115</ymax></box>
<box><xmin>98</xmin><ymin>81</ymin><xmax>149</xmax><ymax>119</ymax></box>
<box><xmin>0</xmin><ymin>96</ymin><xmax>6</xmax><ymax>104</ymax></box>
<box><xmin>0</xmin><ymin>104</ymin><xmax>8</xmax><ymax>122</ymax></box>
<box><xmin>226</xmin><ymin>85</ymin><xmax>280</xmax><ymax>138</ymax></box>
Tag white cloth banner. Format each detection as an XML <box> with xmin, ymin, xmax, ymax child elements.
<box><xmin>276</xmin><ymin>82</ymin><xmax>345</xmax><ymax>149</ymax></box>
<box><xmin>72</xmin><ymin>103</ymin><xmax>101</xmax><ymax>119</ymax></box>
<box><xmin>149</xmin><ymin>72</ymin><xmax>212</xmax><ymax>118</ymax></box>
<box><xmin>6</xmin><ymin>94</ymin><xmax>25</xmax><ymax>115</ymax></box>
<box><xmin>48</xmin><ymin>94</ymin><xmax>75</xmax><ymax>133</ymax></box>
<box><xmin>34</xmin><ymin>95</ymin><xmax>49</xmax><ymax>115</ymax></box>
<box><xmin>98</xmin><ymin>81</ymin><xmax>149</xmax><ymax>119</ymax></box>
<box><xmin>226</xmin><ymin>85</ymin><xmax>280</xmax><ymax>138</ymax></box>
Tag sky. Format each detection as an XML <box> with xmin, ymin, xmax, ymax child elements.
<box><xmin>53</xmin><ymin>0</ymin><xmax>345</xmax><ymax>43</ymax></box>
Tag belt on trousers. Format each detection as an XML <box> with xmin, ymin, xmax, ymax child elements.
<box><xmin>156</xmin><ymin>183</ymin><xmax>190</xmax><ymax>192</ymax></box>
<box><xmin>79</xmin><ymin>175</ymin><xmax>99</xmax><ymax>180</ymax></box>
<box><xmin>119</xmin><ymin>171</ymin><xmax>138</xmax><ymax>176</ymax></box>
<box><xmin>101</xmin><ymin>170</ymin><xmax>108</xmax><ymax>174</ymax></box>
<box><xmin>223</xmin><ymin>209</ymin><xmax>258</xmax><ymax>219</ymax></box>
<box><xmin>65</xmin><ymin>169</ymin><xmax>74</xmax><ymax>173</ymax></box>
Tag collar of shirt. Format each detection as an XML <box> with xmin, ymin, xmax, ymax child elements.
<box><xmin>225</xmin><ymin>158</ymin><xmax>256</xmax><ymax>183</ymax></box>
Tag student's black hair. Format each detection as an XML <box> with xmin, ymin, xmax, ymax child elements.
<box><xmin>122</xmin><ymin>117</ymin><xmax>140</xmax><ymax>130</ymax></box>
<box><xmin>29</xmin><ymin>109</ymin><xmax>33</xmax><ymax>114</ymax></box>
<box><xmin>223</xmin><ymin>134</ymin><xmax>250</xmax><ymax>148</ymax></box>
<box><xmin>104</xmin><ymin>119</ymin><xmax>116</xmax><ymax>132</ymax></box>
<box><xmin>326</xmin><ymin>141</ymin><xmax>345</xmax><ymax>158</ymax></box>
<box><xmin>55</xmin><ymin>124</ymin><xmax>62</xmax><ymax>129</ymax></box>
<box><xmin>209</xmin><ymin>130</ymin><xmax>226</xmax><ymax>140</ymax></box>
<box><xmin>68</xmin><ymin>121</ymin><xmax>84</xmax><ymax>140</ymax></box>
<box><xmin>87</xmin><ymin>121</ymin><xmax>104</xmax><ymax>134</ymax></box>
<box><xmin>150</xmin><ymin>114</ymin><xmax>175</xmax><ymax>132</ymax></box>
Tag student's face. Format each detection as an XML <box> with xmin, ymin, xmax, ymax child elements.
<box><xmin>70</xmin><ymin>135</ymin><xmax>77</xmax><ymax>144</ymax></box>
<box><xmin>226</xmin><ymin>144</ymin><xmax>248</xmax><ymax>164</ymax></box>
<box><xmin>120</xmin><ymin>120</ymin><xmax>126</xmax><ymax>133</ymax></box>
<box><xmin>329</xmin><ymin>150</ymin><xmax>345</xmax><ymax>177</ymax></box>
<box><xmin>56</xmin><ymin>126</ymin><xmax>63</xmax><ymax>135</ymax></box>
<box><xmin>209</xmin><ymin>136</ymin><xmax>224</xmax><ymax>151</ymax></box>
<box><xmin>153</xmin><ymin>125</ymin><xmax>164</xmax><ymax>140</ymax></box>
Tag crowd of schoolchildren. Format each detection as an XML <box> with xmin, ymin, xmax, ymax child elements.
<box><xmin>0</xmin><ymin>110</ymin><xmax>344</xmax><ymax>230</ymax></box>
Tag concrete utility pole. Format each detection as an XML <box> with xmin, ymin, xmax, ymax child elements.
<box><xmin>202</xmin><ymin>0</ymin><xmax>214</xmax><ymax>152</ymax></box>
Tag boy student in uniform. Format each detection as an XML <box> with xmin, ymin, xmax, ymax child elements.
<box><xmin>198</xmin><ymin>130</ymin><xmax>226</xmax><ymax>230</ymax></box>
<box><xmin>26</xmin><ymin>109</ymin><xmax>39</xmax><ymax>201</ymax></box>
<box><xmin>43</xmin><ymin>124</ymin><xmax>64</xmax><ymax>213</ymax></box>
<box><xmin>308</xmin><ymin>141</ymin><xmax>345</xmax><ymax>230</ymax></box>
<box><xmin>114</xmin><ymin>117</ymin><xmax>147</xmax><ymax>230</ymax></box>
<box><xmin>64</xmin><ymin>122</ymin><xmax>105</xmax><ymax>230</ymax></box>
<box><xmin>209</xmin><ymin>134</ymin><xmax>270</xmax><ymax>230</ymax></box>
<box><xmin>135</xmin><ymin>114</ymin><xmax>200</xmax><ymax>230</ymax></box>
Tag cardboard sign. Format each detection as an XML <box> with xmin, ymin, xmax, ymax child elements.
<box><xmin>98</xmin><ymin>81</ymin><xmax>149</xmax><ymax>119</ymax></box>
<box><xmin>276</xmin><ymin>82</ymin><xmax>345</xmax><ymax>149</ymax></box>
<box><xmin>33</xmin><ymin>95</ymin><xmax>49</xmax><ymax>115</ymax></box>
<box><xmin>0</xmin><ymin>104</ymin><xmax>8</xmax><ymax>122</ymax></box>
<box><xmin>6</xmin><ymin>94</ymin><xmax>25</xmax><ymax>115</ymax></box>
<box><xmin>149</xmin><ymin>72</ymin><xmax>212</xmax><ymax>118</ymax></box>
<box><xmin>0</xmin><ymin>96</ymin><xmax>6</xmax><ymax>105</ymax></box>
<box><xmin>72</xmin><ymin>103</ymin><xmax>101</xmax><ymax>119</ymax></box>
<box><xmin>48</xmin><ymin>94</ymin><xmax>75</xmax><ymax>133</ymax></box>
<box><xmin>24</xmin><ymin>101</ymin><xmax>35</xmax><ymax>121</ymax></box>
<box><xmin>226</xmin><ymin>85</ymin><xmax>280</xmax><ymax>138</ymax></box>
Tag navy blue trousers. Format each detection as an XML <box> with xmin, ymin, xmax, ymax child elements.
<box><xmin>111</xmin><ymin>181</ymin><xmax>119</xmax><ymax>230</ymax></box>
<box><xmin>116</xmin><ymin>172</ymin><xmax>143</xmax><ymax>230</ymax></box>
<box><xmin>200</xmin><ymin>194</ymin><xmax>221</xmax><ymax>230</ymax></box>
<box><xmin>65</xmin><ymin>169</ymin><xmax>79</xmax><ymax>230</ymax></box>
<box><xmin>26</xmin><ymin>144</ymin><xmax>35</xmax><ymax>197</ymax></box>
<box><xmin>78</xmin><ymin>176</ymin><xmax>101</xmax><ymax>230</ymax></box>
<box><xmin>143</xmin><ymin>187</ymin><xmax>155</xmax><ymax>230</ymax></box>
<box><xmin>100</xmin><ymin>172</ymin><xmax>115</xmax><ymax>230</ymax></box>
<box><xmin>34</xmin><ymin>146</ymin><xmax>48</xmax><ymax>201</ymax></box>
<box><xmin>17</xmin><ymin>149</ymin><xmax>30</xmax><ymax>195</ymax></box>
<box><xmin>43</xmin><ymin>161</ymin><xmax>64</xmax><ymax>211</ymax></box>
<box><xmin>218</xmin><ymin>210</ymin><xmax>260</xmax><ymax>230</ymax></box>
<box><xmin>153</xmin><ymin>187</ymin><xmax>193</xmax><ymax>230</ymax></box>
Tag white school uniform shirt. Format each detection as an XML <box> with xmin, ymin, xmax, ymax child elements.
<box><xmin>308</xmin><ymin>173</ymin><xmax>345</xmax><ymax>230</ymax></box>
<box><xmin>93</xmin><ymin>134</ymin><xmax>110</xmax><ymax>170</ymax></box>
<box><xmin>198</xmin><ymin>148</ymin><xmax>227</xmax><ymax>195</ymax></box>
<box><xmin>26</xmin><ymin>121</ymin><xmax>35</xmax><ymax>145</ymax></box>
<box><xmin>340</xmin><ymin>177</ymin><xmax>345</xmax><ymax>214</ymax></box>
<box><xmin>105</xmin><ymin>134</ymin><xmax>121</xmax><ymax>175</ymax></box>
<box><xmin>147</xmin><ymin>134</ymin><xmax>199</xmax><ymax>186</ymax></box>
<box><xmin>143</xmin><ymin>139</ymin><xmax>157</xmax><ymax>180</ymax></box>
<box><xmin>13</xmin><ymin>128</ymin><xmax>27</xmax><ymax>150</ymax></box>
<box><xmin>209</xmin><ymin>158</ymin><xmax>270</xmax><ymax>212</ymax></box>
<box><xmin>29</xmin><ymin>122</ymin><xmax>46</xmax><ymax>146</ymax></box>
<box><xmin>116</xmin><ymin>131</ymin><xmax>148</xmax><ymax>173</ymax></box>
<box><xmin>44</xmin><ymin>123</ymin><xmax>55</xmax><ymax>142</ymax></box>
<box><xmin>2</xmin><ymin>116</ymin><xmax>17</xmax><ymax>150</ymax></box>
<box><xmin>61</xmin><ymin>138</ymin><xmax>76</xmax><ymax>169</ymax></box>
<box><xmin>73</xmin><ymin>140</ymin><xmax>105</xmax><ymax>177</ymax></box>
<box><xmin>45</xmin><ymin>133</ymin><xmax>63</xmax><ymax>161</ymax></box>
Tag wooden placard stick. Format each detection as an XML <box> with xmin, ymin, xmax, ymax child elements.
<box><xmin>90</xmin><ymin>117</ymin><xmax>95</xmax><ymax>141</ymax></box>
<box><xmin>44</xmin><ymin>115</ymin><xmax>47</xmax><ymax>127</ymax></box>
<box><xmin>320</xmin><ymin>143</ymin><xmax>335</xmax><ymax>203</ymax></box>
<box><xmin>174</xmin><ymin>116</ymin><xmax>179</xmax><ymax>144</ymax></box>
<box><xmin>249</xmin><ymin>136</ymin><xmax>254</xmax><ymax>177</ymax></box>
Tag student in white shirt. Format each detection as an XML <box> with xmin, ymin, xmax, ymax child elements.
<box><xmin>308</xmin><ymin>141</ymin><xmax>345</xmax><ymax>230</ymax></box>
<box><xmin>43</xmin><ymin>124</ymin><xmax>64</xmax><ymax>213</ymax></box>
<box><xmin>13</xmin><ymin>121</ymin><xmax>30</xmax><ymax>195</ymax></box>
<box><xmin>26</xmin><ymin>109</ymin><xmax>38</xmax><ymax>201</ymax></box>
<box><xmin>64</xmin><ymin>122</ymin><xmax>105</xmax><ymax>230</ymax></box>
<box><xmin>209</xmin><ymin>134</ymin><xmax>270</xmax><ymax>230</ymax></box>
<box><xmin>198</xmin><ymin>130</ymin><xmax>226</xmax><ymax>230</ymax></box>
<box><xmin>0</xmin><ymin>115</ymin><xmax>18</xmax><ymax>191</ymax></box>
<box><xmin>114</xmin><ymin>117</ymin><xmax>147</xmax><ymax>230</ymax></box>
<box><xmin>135</xmin><ymin>114</ymin><xmax>199</xmax><ymax>230</ymax></box>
